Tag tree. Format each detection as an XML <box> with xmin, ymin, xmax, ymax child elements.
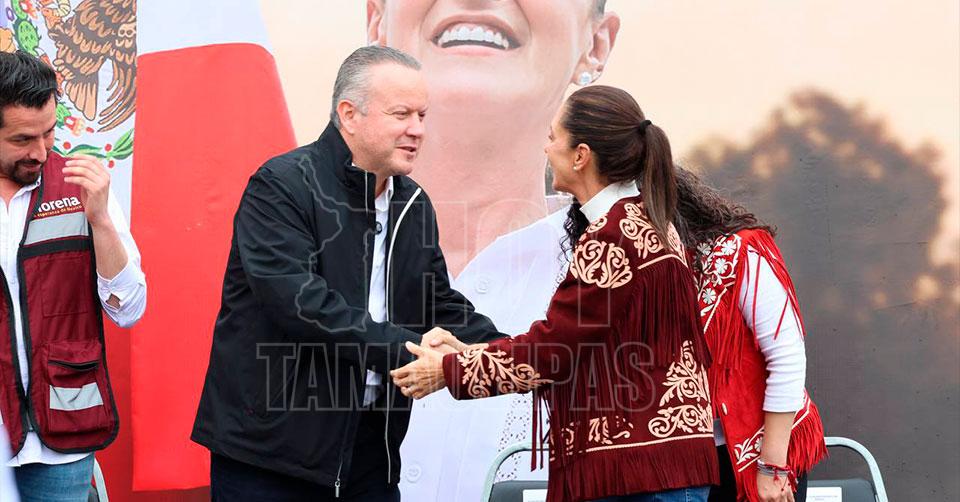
<box><xmin>689</xmin><ymin>89</ymin><xmax>959</xmax><ymax>501</ymax></box>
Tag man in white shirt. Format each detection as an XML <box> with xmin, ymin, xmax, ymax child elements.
<box><xmin>0</xmin><ymin>51</ymin><xmax>146</xmax><ymax>501</ymax></box>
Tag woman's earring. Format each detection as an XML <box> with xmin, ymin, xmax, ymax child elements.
<box><xmin>578</xmin><ymin>71</ymin><xmax>593</xmax><ymax>86</ymax></box>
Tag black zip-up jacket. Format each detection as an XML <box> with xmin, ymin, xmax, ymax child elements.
<box><xmin>191</xmin><ymin>123</ymin><xmax>499</xmax><ymax>491</ymax></box>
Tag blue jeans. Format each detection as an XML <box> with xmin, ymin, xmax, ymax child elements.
<box><xmin>593</xmin><ymin>485</ymin><xmax>711</xmax><ymax>502</ymax></box>
<box><xmin>13</xmin><ymin>455</ymin><xmax>94</xmax><ymax>502</ymax></box>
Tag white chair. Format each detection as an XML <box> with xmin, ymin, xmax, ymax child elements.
<box><xmin>482</xmin><ymin>436</ymin><xmax>889</xmax><ymax>502</ymax></box>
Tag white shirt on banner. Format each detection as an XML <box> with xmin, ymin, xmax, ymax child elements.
<box><xmin>400</xmin><ymin>207</ymin><xmax>569</xmax><ymax>502</ymax></box>
<box><xmin>0</xmin><ymin>178</ymin><xmax>146</xmax><ymax>466</ymax></box>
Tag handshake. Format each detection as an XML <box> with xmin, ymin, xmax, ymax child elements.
<box><xmin>390</xmin><ymin>327</ymin><xmax>485</xmax><ymax>400</ymax></box>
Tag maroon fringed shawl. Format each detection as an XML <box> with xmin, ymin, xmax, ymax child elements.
<box><xmin>442</xmin><ymin>196</ymin><xmax>719</xmax><ymax>502</ymax></box>
<box><xmin>694</xmin><ymin>229</ymin><xmax>827</xmax><ymax>502</ymax></box>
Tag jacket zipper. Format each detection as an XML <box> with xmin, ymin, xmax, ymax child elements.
<box><xmin>334</xmin><ymin>419</ymin><xmax>352</xmax><ymax>499</ymax></box>
<box><xmin>334</xmin><ymin>172</ymin><xmax>377</xmax><ymax>498</ymax></box>
<box><xmin>334</xmin><ymin>453</ymin><xmax>343</xmax><ymax>498</ymax></box>
<box><xmin>338</xmin><ymin>176</ymin><xmax>418</xmax><ymax>494</ymax></box>
<box><xmin>383</xmin><ymin>187</ymin><xmax>422</xmax><ymax>484</ymax></box>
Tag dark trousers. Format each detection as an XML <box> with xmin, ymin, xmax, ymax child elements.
<box><xmin>709</xmin><ymin>446</ymin><xmax>807</xmax><ymax>502</ymax></box>
<box><xmin>210</xmin><ymin>411</ymin><xmax>398</xmax><ymax>502</ymax></box>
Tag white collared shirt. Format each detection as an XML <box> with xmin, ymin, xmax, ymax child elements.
<box><xmin>363</xmin><ymin>176</ymin><xmax>394</xmax><ymax>407</ymax></box>
<box><xmin>579</xmin><ymin>180</ymin><xmax>641</xmax><ymax>223</ymax></box>
<box><xmin>0</xmin><ymin>177</ymin><xmax>147</xmax><ymax>466</ymax></box>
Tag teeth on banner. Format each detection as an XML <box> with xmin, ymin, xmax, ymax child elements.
<box><xmin>437</xmin><ymin>23</ymin><xmax>511</xmax><ymax>50</ymax></box>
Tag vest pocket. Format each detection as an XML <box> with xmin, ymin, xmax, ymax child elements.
<box><xmin>41</xmin><ymin>340</ymin><xmax>110</xmax><ymax>437</ymax></box>
<box><xmin>38</xmin><ymin>253</ymin><xmax>93</xmax><ymax>317</ymax></box>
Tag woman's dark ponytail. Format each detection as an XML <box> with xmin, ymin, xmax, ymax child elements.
<box><xmin>558</xmin><ymin>85</ymin><xmax>678</xmax><ymax>255</ymax></box>
<box><xmin>639</xmin><ymin>123</ymin><xmax>677</xmax><ymax>241</ymax></box>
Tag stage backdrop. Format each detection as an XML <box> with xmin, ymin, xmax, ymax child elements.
<box><xmin>4</xmin><ymin>1</ymin><xmax>958</xmax><ymax>501</ymax></box>
<box><xmin>263</xmin><ymin>2</ymin><xmax>958</xmax><ymax>501</ymax></box>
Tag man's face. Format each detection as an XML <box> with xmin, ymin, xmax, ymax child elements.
<box><xmin>350</xmin><ymin>64</ymin><xmax>428</xmax><ymax>177</ymax></box>
<box><xmin>375</xmin><ymin>0</ymin><xmax>597</xmax><ymax>104</ymax></box>
<box><xmin>0</xmin><ymin>96</ymin><xmax>57</xmax><ymax>186</ymax></box>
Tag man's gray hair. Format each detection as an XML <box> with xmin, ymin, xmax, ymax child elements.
<box><xmin>330</xmin><ymin>46</ymin><xmax>421</xmax><ymax>128</ymax></box>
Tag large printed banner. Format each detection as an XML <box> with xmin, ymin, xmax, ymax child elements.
<box><xmin>264</xmin><ymin>3</ymin><xmax>959</xmax><ymax>502</ymax></box>
<box><xmin>2</xmin><ymin>2</ymin><xmax>958</xmax><ymax>501</ymax></box>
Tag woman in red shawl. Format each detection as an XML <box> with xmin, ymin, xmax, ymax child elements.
<box><xmin>673</xmin><ymin>169</ymin><xmax>828</xmax><ymax>502</ymax></box>
<box><xmin>391</xmin><ymin>86</ymin><xmax>719</xmax><ymax>502</ymax></box>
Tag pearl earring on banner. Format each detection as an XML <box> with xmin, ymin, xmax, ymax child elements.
<box><xmin>578</xmin><ymin>72</ymin><xmax>593</xmax><ymax>86</ymax></box>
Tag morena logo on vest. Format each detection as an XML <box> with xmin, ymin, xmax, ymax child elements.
<box><xmin>36</xmin><ymin>197</ymin><xmax>83</xmax><ymax>218</ymax></box>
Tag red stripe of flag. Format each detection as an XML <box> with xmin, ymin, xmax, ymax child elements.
<box><xmin>129</xmin><ymin>43</ymin><xmax>296</xmax><ymax>490</ymax></box>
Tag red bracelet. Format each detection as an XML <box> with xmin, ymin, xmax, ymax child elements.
<box><xmin>756</xmin><ymin>460</ymin><xmax>798</xmax><ymax>491</ymax></box>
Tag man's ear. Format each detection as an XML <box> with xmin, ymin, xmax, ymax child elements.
<box><xmin>337</xmin><ymin>100</ymin><xmax>359</xmax><ymax>135</ymax></box>
<box><xmin>367</xmin><ymin>0</ymin><xmax>386</xmax><ymax>46</ymax></box>
<box><xmin>570</xmin><ymin>12</ymin><xmax>621</xmax><ymax>85</ymax></box>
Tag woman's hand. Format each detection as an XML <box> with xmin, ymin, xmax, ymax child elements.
<box><xmin>421</xmin><ymin>327</ymin><xmax>467</xmax><ymax>354</ymax></box>
<box><xmin>391</xmin><ymin>341</ymin><xmax>446</xmax><ymax>399</ymax></box>
<box><xmin>756</xmin><ymin>470</ymin><xmax>795</xmax><ymax>502</ymax></box>
<box><xmin>757</xmin><ymin>411</ymin><xmax>796</xmax><ymax>501</ymax></box>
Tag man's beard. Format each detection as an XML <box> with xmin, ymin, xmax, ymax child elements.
<box><xmin>0</xmin><ymin>159</ymin><xmax>43</xmax><ymax>186</ymax></box>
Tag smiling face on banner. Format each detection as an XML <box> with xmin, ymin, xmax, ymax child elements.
<box><xmin>359</xmin><ymin>0</ymin><xmax>621</xmax><ymax>276</ymax></box>
<box><xmin>367</xmin><ymin>0</ymin><xmax>615</xmax><ymax>119</ymax></box>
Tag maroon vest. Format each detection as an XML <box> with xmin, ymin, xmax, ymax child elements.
<box><xmin>0</xmin><ymin>152</ymin><xmax>118</xmax><ymax>454</ymax></box>
<box><xmin>695</xmin><ymin>229</ymin><xmax>826</xmax><ymax>502</ymax></box>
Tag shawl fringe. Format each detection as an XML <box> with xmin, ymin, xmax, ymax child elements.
<box><xmin>708</xmin><ymin>229</ymin><xmax>805</xmax><ymax>399</ymax></box>
<box><xmin>538</xmin><ymin>258</ymin><xmax>716</xmax><ymax>498</ymax></box>
<box><xmin>548</xmin><ymin>440</ymin><xmax>719</xmax><ymax>502</ymax></box>
<box><xmin>546</xmin><ymin>258</ymin><xmax>710</xmax><ymax>465</ymax></box>
<box><xmin>629</xmin><ymin>259</ymin><xmax>712</xmax><ymax>370</ymax></box>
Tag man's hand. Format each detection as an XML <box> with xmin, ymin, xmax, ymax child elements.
<box><xmin>63</xmin><ymin>154</ymin><xmax>111</xmax><ymax>228</ymax></box>
<box><xmin>390</xmin><ymin>341</ymin><xmax>445</xmax><ymax>399</ymax></box>
<box><xmin>421</xmin><ymin>327</ymin><xmax>467</xmax><ymax>355</ymax></box>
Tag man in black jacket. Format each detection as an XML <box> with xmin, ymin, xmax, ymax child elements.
<box><xmin>191</xmin><ymin>46</ymin><xmax>500</xmax><ymax>501</ymax></box>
